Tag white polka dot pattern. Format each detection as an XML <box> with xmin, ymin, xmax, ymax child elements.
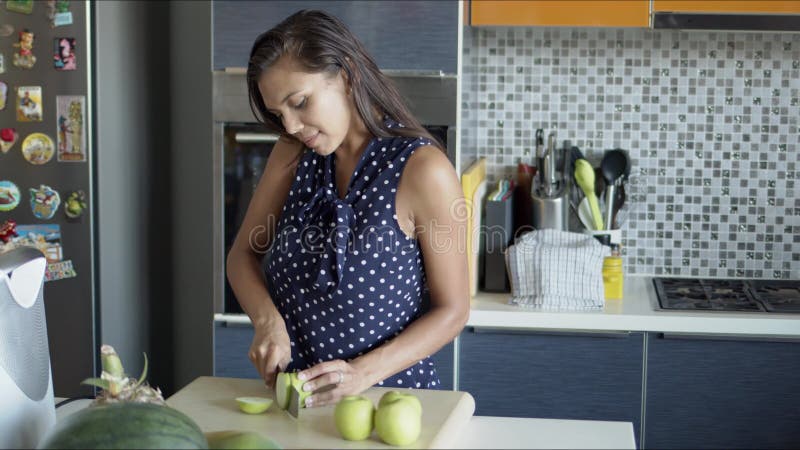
<box><xmin>264</xmin><ymin>121</ymin><xmax>441</xmax><ymax>389</ymax></box>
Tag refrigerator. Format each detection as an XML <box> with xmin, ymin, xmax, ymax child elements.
<box><xmin>0</xmin><ymin>0</ymin><xmax>96</xmax><ymax>397</ymax></box>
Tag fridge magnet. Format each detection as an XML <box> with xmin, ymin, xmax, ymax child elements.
<box><xmin>0</xmin><ymin>224</ymin><xmax>63</xmax><ymax>262</ymax></box>
<box><xmin>0</xmin><ymin>53</ymin><xmax>5</xmax><ymax>74</ymax></box>
<box><xmin>47</xmin><ymin>0</ymin><xmax>73</xmax><ymax>27</ymax></box>
<box><xmin>0</xmin><ymin>24</ymin><xmax>14</xmax><ymax>37</ymax></box>
<box><xmin>46</xmin><ymin>260</ymin><xmax>76</xmax><ymax>282</ymax></box>
<box><xmin>17</xmin><ymin>86</ymin><xmax>42</xmax><ymax>121</ymax></box>
<box><xmin>12</xmin><ymin>29</ymin><xmax>36</xmax><ymax>69</ymax></box>
<box><xmin>0</xmin><ymin>128</ymin><xmax>18</xmax><ymax>154</ymax></box>
<box><xmin>0</xmin><ymin>220</ymin><xmax>18</xmax><ymax>244</ymax></box>
<box><xmin>0</xmin><ymin>81</ymin><xmax>7</xmax><ymax>110</ymax></box>
<box><xmin>6</xmin><ymin>0</ymin><xmax>34</xmax><ymax>14</ymax></box>
<box><xmin>53</xmin><ymin>37</ymin><xmax>76</xmax><ymax>71</ymax></box>
<box><xmin>0</xmin><ymin>181</ymin><xmax>21</xmax><ymax>212</ymax></box>
<box><xmin>22</xmin><ymin>132</ymin><xmax>54</xmax><ymax>165</ymax></box>
<box><xmin>29</xmin><ymin>185</ymin><xmax>60</xmax><ymax>220</ymax></box>
<box><xmin>64</xmin><ymin>190</ymin><xmax>87</xmax><ymax>219</ymax></box>
<box><xmin>56</xmin><ymin>96</ymin><xmax>85</xmax><ymax>161</ymax></box>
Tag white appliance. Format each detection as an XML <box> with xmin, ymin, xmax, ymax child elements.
<box><xmin>0</xmin><ymin>247</ymin><xmax>55</xmax><ymax>448</ymax></box>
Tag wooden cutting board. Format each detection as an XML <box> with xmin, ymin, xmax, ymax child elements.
<box><xmin>167</xmin><ymin>376</ymin><xmax>475</xmax><ymax>449</ymax></box>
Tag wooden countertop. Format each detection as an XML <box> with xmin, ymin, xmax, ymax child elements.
<box><xmin>54</xmin><ymin>377</ymin><xmax>636</xmax><ymax>449</ymax></box>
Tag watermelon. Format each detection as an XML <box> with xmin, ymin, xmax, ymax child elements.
<box><xmin>38</xmin><ymin>402</ymin><xmax>208</xmax><ymax>449</ymax></box>
<box><xmin>205</xmin><ymin>430</ymin><xmax>282</xmax><ymax>449</ymax></box>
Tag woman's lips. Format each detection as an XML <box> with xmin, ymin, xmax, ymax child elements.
<box><xmin>303</xmin><ymin>132</ymin><xmax>319</xmax><ymax>147</ymax></box>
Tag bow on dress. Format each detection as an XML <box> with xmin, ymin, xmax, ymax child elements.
<box><xmin>296</xmin><ymin>186</ymin><xmax>356</xmax><ymax>293</ymax></box>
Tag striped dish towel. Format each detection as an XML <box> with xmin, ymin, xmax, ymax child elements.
<box><xmin>505</xmin><ymin>229</ymin><xmax>610</xmax><ymax>309</ymax></box>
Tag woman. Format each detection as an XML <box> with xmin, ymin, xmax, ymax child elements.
<box><xmin>226</xmin><ymin>9</ymin><xmax>468</xmax><ymax>408</ymax></box>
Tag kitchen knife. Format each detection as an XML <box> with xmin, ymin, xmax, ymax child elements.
<box><xmin>287</xmin><ymin>387</ymin><xmax>301</xmax><ymax>419</ymax></box>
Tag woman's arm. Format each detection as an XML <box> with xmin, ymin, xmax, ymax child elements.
<box><xmin>298</xmin><ymin>145</ymin><xmax>470</xmax><ymax>404</ymax></box>
<box><xmin>225</xmin><ymin>136</ymin><xmax>302</xmax><ymax>386</ymax></box>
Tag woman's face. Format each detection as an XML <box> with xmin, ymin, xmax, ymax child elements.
<box><xmin>258</xmin><ymin>56</ymin><xmax>355</xmax><ymax>155</ymax></box>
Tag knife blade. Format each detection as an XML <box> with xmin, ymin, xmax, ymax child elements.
<box><xmin>287</xmin><ymin>387</ymin><xmax>301</xmax><ymax>419</ymax></box>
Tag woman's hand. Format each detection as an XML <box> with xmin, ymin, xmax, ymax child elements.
<box><xmin>248</xmin><ymin>319</ymin><xmax>292</xmax><ymax>389</ymax></box>
<box><xmin>296</xmin><ymin>360</ymin><xmax>372</xmax><ymax>408</ymax></box>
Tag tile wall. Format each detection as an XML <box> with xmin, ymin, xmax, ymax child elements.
<box><xmin>461</xmin><ymin>27</ymin><xmax>800</xmax><ymax>278</ymax></box>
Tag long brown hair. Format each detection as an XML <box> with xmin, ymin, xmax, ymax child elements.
<box><xmin>246</xmin><ymin>9</ymin><xmax>441</xmax><ymax>148</ymax></box>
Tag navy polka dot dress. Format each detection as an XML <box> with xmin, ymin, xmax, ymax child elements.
<box><xmin>264</xmin><ymin>121</ymin><xmax>441</xmax><ymax>389</ymax></box>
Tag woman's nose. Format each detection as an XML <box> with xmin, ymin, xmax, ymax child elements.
<box><xmin>283</xmin><ymin>115</ymin><xmax>303</xmax><ymax>135</ymax></box>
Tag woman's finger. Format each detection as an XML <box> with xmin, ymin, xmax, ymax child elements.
<box><xmin>297</xmin><ymin>359</ymin><xmax>343</xmax><ymax>382</ymax></box>
<box><xmin>249</xmin><ymin>350</ymin><xmax>265</xmax><ymax>381</ymax></box>
<box><xmin>305</xmin><ymin>386</ymin><xmax>341</xmax><ymax>408</ymax></box>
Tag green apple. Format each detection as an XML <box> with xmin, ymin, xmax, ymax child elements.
<box><xmin>334</xmin><ymin>395</ymin><xmax>375</xmax><ymax>441</ymax></box>
<box><xmin>375</xmin><ymin>395</ymin><xmax>422</xmax><ymax>446</ymax></box>
<box><xmin>378</xmin><ymin>391</ymin><xmax>422</xmax><ymax>416</ymax></box>
<box><xmin>205</xmin><ymin>430</ymin><xmax>282</xmax><ymax>449</ymax></box>
<box><xmin>275</xmin><ymin>371</ymin><xmax>311</xmax><ymax>410</ymax></box>
<box><xmin>235</xmin><ymin>396</ymin><xmax>273</xmax><ymax>414</ymax></box>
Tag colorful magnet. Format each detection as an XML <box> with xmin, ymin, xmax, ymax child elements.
<box><xmin>0</xmin><ymin>220</ymin><xmax>18</xmax><ymax>244</ymax></box>
<box><xmin>46</xmin><ymin>260</ymin><xmax>76</xmax><ymax>282</ymax></box>
<box><xmin>6</xmin><ymin>0</ymin><xmax>34</xmax><ymax>14</ymax></box>
<box><xmin>48</xmin><ymin>1</ymin><xmax>73</xmax><ymax>27</ymax></box>
<box><xmin>4</xmin><ymin>224</ymin><xmax>63</xmax><ymax>262</ymax></box>
<box><xmin>53</xmin><ymin>37</ymin><xmax>76</xmax><ymax>70</ymax></box>
<box><xmin>0</xmin><ymin>181</ymin><xmax>21</xmax><ymax>212</ymax></box>
<box><xmin>64</xmin><ymin>190</ymin><xmax>87</xmax><ymax>219</ymax></box>
<box><xmin>12</xmin><ymin>29</ymin><xmax>36</xmax><ymax>69</ymax></box>
<box><xmin>22</xmin><ymin>133</ymin><xmax>55</xmax><ymax>165</ymax></box>
<box><xmin>17</xmin><ymin>86</ymin><xmax>42</xmax><ymax>122</ymax></box>
<box><xmin>56</xmin><ymin>96</ymin><xmax>86</xmax><ymax>161</ymax></box>
<box><xmin>1</xmin><ymin>128</ymin><xmax>18</xmax><ymax>154</ymax></box>
<box><xmin>29</xmin><ymin>185</ymin><xmax>60</xmax><ymax>219</ymax></box>
<box><xmin>0</xmin><ymin>81</ymin><xmax>7</xmax><ymax>110</ymax></box>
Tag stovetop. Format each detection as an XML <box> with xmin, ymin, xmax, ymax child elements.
<box><xmin>653</xmin><ymin>278</ymin><xmax>800</xmax><ymax>314</ymax></box>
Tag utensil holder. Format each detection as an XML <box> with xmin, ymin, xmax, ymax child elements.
<box><xmin>531</xmin><ymin>186</ymin><xmax>569</xmax><ymax>231</ymax></box>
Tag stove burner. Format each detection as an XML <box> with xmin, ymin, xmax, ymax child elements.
<box><xmin>747</xmin><ymin>281</ymin><xmax>800</xmax><ymax>313</ymax></box>
<box><xmin>654</xmin><ymin>278</ymin><xmax>766</xmax><ymax>312</ymax></box>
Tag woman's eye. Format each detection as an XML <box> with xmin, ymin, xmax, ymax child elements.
<box><xmin>293</xmin><ymin>97</ymin><xmax>307</xmax><ymax>109</ymax></box>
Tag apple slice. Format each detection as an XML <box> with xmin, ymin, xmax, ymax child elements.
<box><xmin>275</xmin><ymin>371</ymin><xmax>312</xmax><ymax>410</ymax></box>
<box><xmin>235</xmin><ymin>396</ymin><xmax>273</xmax><ymax>414</ymax></box>
<box><xmin>275</xmin><ymin>372</ymin><xmax>292</xmax><ymax>410</ymax></box>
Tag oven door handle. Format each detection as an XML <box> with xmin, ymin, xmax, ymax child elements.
<box><xmin>235</xmin><ymin>132</ymin><xmax>279</xmax><ymax>144</ymax></box>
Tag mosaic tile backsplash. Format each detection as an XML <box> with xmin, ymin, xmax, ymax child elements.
<box><xmin>461</xmin><ymin>27</ymin><xmax>800</xmax><ymax>279</ymax></box>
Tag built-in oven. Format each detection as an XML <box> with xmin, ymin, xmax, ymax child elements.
<box><xmin>213</xmin><ymin>69</ymin><xmax>458</xmax><ymax>316</ymax></box>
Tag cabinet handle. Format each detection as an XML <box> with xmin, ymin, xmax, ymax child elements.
<box><xmin>234</xmin><ymin>132</ymin><xmax>279</xmax><ymax>143</ymax></box>
<box><xmin>659</xmin><ymin>332</ymin><xmax>800</xmax><ymax>344</ymax></box>
<box><xmin>470</xmin><ymin>327</ymin><xmax>632</xmax><ymax>339</ymax></box>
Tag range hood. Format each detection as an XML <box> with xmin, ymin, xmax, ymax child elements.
<box><xmin>653</xmin><ymin>12</ymin><xmax>800</xmax><ymax>31</ymax></box>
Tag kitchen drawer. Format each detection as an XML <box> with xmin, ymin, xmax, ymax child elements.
<box><xmin>214</xmin><ymin>321</ymin><xmax>456</xmax><ymax>389</ymax></box>
<box><xmin>645</xmin><ymin>333</ymin><xmax>800</xmax><ymax>449</ymax></box>
<box><xmin>459</xmin><ymin>327</ymin><xmax>644</xmax><ymax>444</ymax></box>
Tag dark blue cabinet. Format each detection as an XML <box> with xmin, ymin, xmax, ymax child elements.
<box><xmin>214</xmin><ymin>321</ymin><xmax>259</xmax><ymax>379</ymax></box>
<box><xmin>645</xmin><ymin>333</ymin><xmax>800</xmax><ymax>449</ymax></box>
<box><xmin>214</xmin><ymin>321</ymin><xmax>455</xmax><ymax>389</ymax></box>
<box><xmin>459</xmin><ymin>327</ymin><xmax>644</xmax><ymax>443</ymax></box>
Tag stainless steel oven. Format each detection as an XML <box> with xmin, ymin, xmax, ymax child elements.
<box><xmin>213</xmin><ymin>70</ymin><xmax>457</xmax><ymax>316</ymax></box>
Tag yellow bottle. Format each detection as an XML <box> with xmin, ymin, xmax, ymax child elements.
<box><xmin>602</xmin><ymin>249</ymin><xmax>624</xmax><ymax>300</ymax></box>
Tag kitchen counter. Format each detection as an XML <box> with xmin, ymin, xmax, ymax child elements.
<box><xmin>217</xmin><ymin>275</ymin><xmax>800</xmax><ymax>337</ymax></box>
<box><xmin>57</xmin><ymin>378</ymin><xmax>636</xmax><ymax>449</ymax></box>
<box><xmin>468</xmin><ymin>275</ymin><xmax>800</xmax><ymax>337</ymax></box>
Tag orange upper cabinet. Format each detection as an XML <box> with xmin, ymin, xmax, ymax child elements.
<box><xmin>653</xmin><ymin>1</ymin><xmax>800</xmax><ymax>14</ymax></box>
<box><xmin>469</xmin><ymin>1</ymin><xmax>650</xmax><ymax>27</ymax></box>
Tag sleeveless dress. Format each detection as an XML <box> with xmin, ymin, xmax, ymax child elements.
<box><xmin>264</xmin><ymin>122</ymin><xmax>441</xmax><ymax>389</ymax></box>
